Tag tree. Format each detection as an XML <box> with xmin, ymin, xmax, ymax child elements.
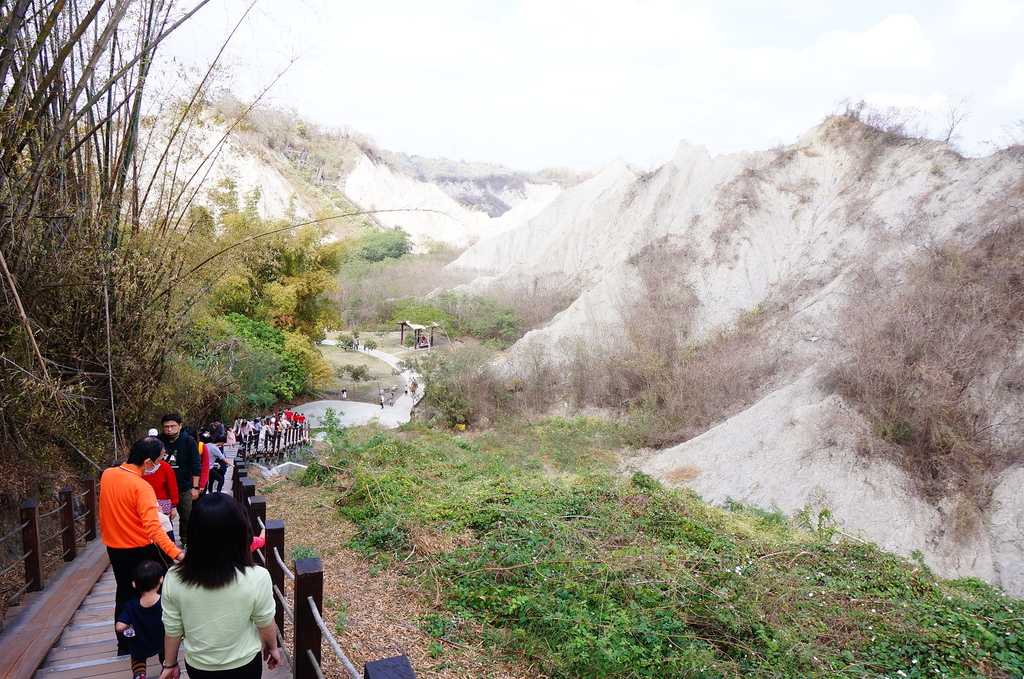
<box><xmin>941</xmin><ymin>96</ymin><xmax>972</xmax><ymax>147</ymax></box>
<box><xmin>355</xmin><ymin>227</ymin><xmax>412</xmax><ymax>262</ymax></box>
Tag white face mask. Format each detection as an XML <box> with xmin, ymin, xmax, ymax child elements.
<box><xmin>143</xmin><ymin>461</ymin><xmax>159</xmax><ymax>475</ymax></box>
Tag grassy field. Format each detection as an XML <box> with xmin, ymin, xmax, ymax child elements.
<box><xmin>317</xmin><ymin>332</ymin><xmax>415</xmax><ymax>402</ymax></box>
<box><xmin>285</xmin><ymin>417</ymin><xmax>1024</xmax><ymax>679</ymax></box>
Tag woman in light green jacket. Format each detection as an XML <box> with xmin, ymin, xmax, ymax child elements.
<box><xmin>158</xmin><ymin>493</ymin><xmax>281</xmax><ymax>678</ymax></box>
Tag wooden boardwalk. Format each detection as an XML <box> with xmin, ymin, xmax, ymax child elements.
<box><xmin>0</xmin><ymin>448</ymin><xmax>292</xmax><ymax>679</ymax></box>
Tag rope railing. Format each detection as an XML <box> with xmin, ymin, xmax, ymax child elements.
<box><xmin>305</xmin><ymin>649</ymin><xmax>327</xmax><ymax>679</ymax></box>
<box><xmin>0</xmin><ymin>520</ymin><xmax>30</xmax><ymax>547</ymax></box>
<box><xmin>273</xmin><ymin>547</ymin><xmax>295</xmax><ymax>582</ymax></box>
<box><xmin>0</xmin><ymin>550</ymin><xmax>31</xmax><ymax>580</ymax></box>
<box><xmin>2</xmin><ymin>579</ymin><xmax>36</xmax><ymax>610</ymax></box>
<box><xmin>38</xmin><ymin>502</ymin><xmax>67</xmax><ymax>520</ymax></box>
<box><xmin>0</xmin><ymin>478</ymin><xmax>97</xmax><ymax>628</ymax></box>
<box><xmin>41</xmin><ymin>524</ymin><xmax>70</xmax><ymax>545</ymax></box>
<box><xmin>43</xmin><ymin>548</ymin><xmax>72</xmax><ymax>571</ymax></box>
<box><xmin>273</xmin><ymin>585</ymin><xmax>295</xmax><ymax>623</ymax></box>
<box><xmin>307</xmin><ymin>595</ymin><xmax>362</xmax><ymax>679</ymax></box>
<box><xmin>235</xmin><ymin>453</ymin><xmax>417</xmax><ymax>679</ymax></box>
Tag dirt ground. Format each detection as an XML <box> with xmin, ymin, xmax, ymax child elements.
<box><xmin>263</xmin><ymin>479</ymin><xmax>539</xmax><ymax>679</ymax></box>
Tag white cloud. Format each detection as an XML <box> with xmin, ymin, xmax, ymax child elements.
<box><xmin>808</xmin><ymin>13</ymin><xmax>933</xmax><ymax>71</ymax></box>
<box><xmin>993</xmin><ymin>61</ymin><xmax>1024</xmax><ymax>106</ymax></box>
<box><xmin>512</xmin><ymin>0</ymin><xmax>719</xmax><ymax>52</ymax></box>
<box><xmin>942</xmin><ymin>0</ymin><xmax>1024</xmax><ymax>33</ymax></box>
<box><xmin>159</xmin><ymin>0</ymin><xmax>1024</xmax><ymax>169</ymax></box>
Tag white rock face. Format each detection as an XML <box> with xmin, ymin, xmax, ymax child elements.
<box><xmin>344</xmin><ymin>156</ymin><xmax>560</xmax><ymax>248</ymax></box>
<box><xmin>451</xmin><ymin>119</ymin><xmax>1024</xmax><ymax>595</ymax></box>
<box><xmin>136</xmin><ymin>117</ymin><xmax>315</xmax><ymax>223</ymax></box>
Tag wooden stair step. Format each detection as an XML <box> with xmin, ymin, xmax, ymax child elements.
<box><xmin>54</xmin><ymin>621</ymin><xmax>116</xmax><ymax>647</ymax></box>
<box><xmin>33</xmin><ymin>654</ymin><xmax>180</xmax><ymax>679</ymax></box>
<box><xmin>68</xmin><ymin>605</ymin><xmax>113</xmax><ymax>627</ymax></box>
<box><xmin>80</xmin><ymin>592</ymin><xmax>114</xmax><ymax>607</ymax></box>
<box><xmin>40</xmin><ymin>638</ymin><xmax>115</xmax><ymax>666</ymax></box>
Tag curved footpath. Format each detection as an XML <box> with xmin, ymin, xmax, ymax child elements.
<box><xmin>293</xmin><ymin>347</ymin><xmax>422</xmax><ymax>429</ymax></box>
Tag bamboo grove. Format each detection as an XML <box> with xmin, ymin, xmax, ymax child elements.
<box><xmin>0</xmin><ymin>0</ymin><xmax>214</xmax><ymax>501</ymax></box>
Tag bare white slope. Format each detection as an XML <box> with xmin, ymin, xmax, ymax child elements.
<box><xmin>634</xmin><ymin>374</ymin><xmax>999</xmax><ymax>587</ymax></box>
<box><xmin>453</xmin><ymin>119</ymin><xmax>1024</xmax><ymax>595</ymax></box>
<box><xmin>344</xmin><ymin>156</ymin><xmax>560</xmax><ymax>248</ymax></box>
<box><xmin>136</xmin><ymin>117</ymin><xmax>315</xmax><ymax>223</ymax></box>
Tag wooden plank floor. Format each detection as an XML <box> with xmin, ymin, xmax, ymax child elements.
<box><xmin>33</xmin><ymin>571</ymin><xmax>172</xmax><ymax>679</ymax></box>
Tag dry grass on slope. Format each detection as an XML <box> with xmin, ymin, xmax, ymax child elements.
<box><xmin>264</xmin><ymin>480</ymin><xmax>538</xmax><ymax>679</ymax></box>
<box><xmin>826</xmin><ymin>213</ymin><xmax>1024</xmax><ymax>506</ymax></box>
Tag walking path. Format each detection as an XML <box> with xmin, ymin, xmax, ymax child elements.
<box><xmin>293</xmin><ymin>347</ymin><xmax>422</xmax><ymax>429</ymax></box>
<box><xmin>15</xmin><ymin>448</ymin><xmax>290</xmax><ymax>679</ymax></box>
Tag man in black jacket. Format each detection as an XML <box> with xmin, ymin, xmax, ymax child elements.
<box><xmin>157</xmin><ymin>413</ymin><xmax>201</xmax><ymax>546</ymax></box>
<box><xmin>209</xmin><ymin>419</ymin><xmax>227</xmax><ymax>446</ymax></box>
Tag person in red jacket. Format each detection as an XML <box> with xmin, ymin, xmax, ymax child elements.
<box><xmin>184</xmin><ymin>426</ymin><xmax>211</xmax><ymax>494</ymax></box>
<box><xmin>142</xmin><ymin>451</ymin><xmax>180</xmax><ymax>542</ymax></box>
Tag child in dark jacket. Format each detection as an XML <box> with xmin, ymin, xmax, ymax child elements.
<box><xmin>114</xmin><ymin>560</ymin><xmax>166</xmax><ymax>679</ymax></box>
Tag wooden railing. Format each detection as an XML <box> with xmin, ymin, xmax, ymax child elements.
<box><xmin>235</xmin><ymin>460</ymin><xmax>416</xmax><ymax>679</ymax></box>
<box><xmin>0</xmin><ymin>478</ymin><xmax>98</xmax><ymax>631</ymax></box>
<box><xmin>236</xmin><ymin>422</ymin><xmax>311</xmax><ymax>467</ymax></box>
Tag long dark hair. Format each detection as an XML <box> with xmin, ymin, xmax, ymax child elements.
<box><xmin>174</xmin><ymin>492</ymin><xmax>253</xmax><ymax>589</ymax></box>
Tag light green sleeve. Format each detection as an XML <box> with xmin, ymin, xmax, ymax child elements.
<box><xmin>161</xmin><ymin>570</ymin><xmax>184</xmax><ymax>637</ymax></box>
<box><xmin>251</xmin><ymin>567</ymin><xmax>275</xmax><ymax>629</ymax></box>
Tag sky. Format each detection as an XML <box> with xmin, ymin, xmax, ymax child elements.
<box><xmin>161</xmin><ymin>0</ymin><xmax>1024</xmax><ymax>172</ymax></box>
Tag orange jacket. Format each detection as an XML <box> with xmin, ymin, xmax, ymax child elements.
<box><xmin>99</xmin><ymin>464</ymin><xmax>182</xmax><ymax>559</ymax></box>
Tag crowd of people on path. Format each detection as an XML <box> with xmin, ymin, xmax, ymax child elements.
<box><xmin>99</xmin><ymin>411</ymin><xmax>286</xmax><ymax>679</ymax></box>
<box><xmin>231</xmin><ymin>410</ymin><xmax>306</xmax><ymax>455</ymax></box>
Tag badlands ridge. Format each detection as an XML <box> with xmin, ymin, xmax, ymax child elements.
<box><xmin>212</xmin><ymin>116</ymin><xmax>1024</xmax><ymax>597</ymax></box>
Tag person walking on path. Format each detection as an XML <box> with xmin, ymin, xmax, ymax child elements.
<box><xmin>389</xmin><ymin>392</ymin><xmax>395</xmax><ymax>407</ymax></box>
<box><xmin>200</xmin><ymin>428</ymin><xmax>234</xmax><ymax>492</ymax></box>
<box><xmin>115</xmin><ymin>560</ymin><xmax>167</xmax><ymax>679</ymax></box>
<box><xmin>142</xmin><ymin>451</ymin><xmax>179</xmax><ymax>543</ymax></box>
<box><xmin>157</xmin><ymin>414</ymin><xmax>201</xmax><ymax>546</ymax></box>
<box><xmin>209</xmin><ymin>420</ymin><xmax>227</xmax><ymax>447</ymax></box>
<box><xmin>158</xmin><ymin>493</ymin><xmax>280</xmax><ymax>678</ymax></box>
<box><xmin>379</xmin><ymin>392</ymin><xmax>385</xmax><ymax>409</ymax></box>
<box><xmin>100</xmin><ymin>437</ymin><xmax>183</xmax><ymax>656</ymax></box>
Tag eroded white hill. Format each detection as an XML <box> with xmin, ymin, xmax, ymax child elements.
<box><xmin>344</xmin><ymin>155</ymin><xmax>560</xmax><ymax>249</ymax></box>
<box><xmin>448</xmin><ymin>118</ymin><xmax>1024</xmax><ymax>596</ymax></box>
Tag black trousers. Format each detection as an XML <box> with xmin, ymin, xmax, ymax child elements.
<box><xmin>107</xmin><ymin>544</ymin><xmax>168</xmax><ymax>655</ymax></box>
<box><xmin>208</xmin><ymin>466</ymin><xmax>225</xmax><ymax>492</ymax></box>
<box><xmin>186</xmin><ymin>651</ymin><xmax>262</xmax><ymax>678</ymax></box>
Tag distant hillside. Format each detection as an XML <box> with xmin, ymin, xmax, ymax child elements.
<box><xmin>379</xmin><ymin>151</ymin><xmax>591</xmax><ymax>217</ymax></box>
<box><xmin>185</xmin><ymin>97</ymin><xmax>568</xmax><ymax>247</ymax></box>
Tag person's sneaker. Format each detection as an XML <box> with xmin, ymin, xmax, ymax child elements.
<box><xmin>133</xmin><ymin>673</ymin><xmax>146</xmax><ymax>679</ymax></box>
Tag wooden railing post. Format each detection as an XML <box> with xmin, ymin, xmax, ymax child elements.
<box><xmin>293</xmin><ymin>558</ymin><xmax>323</xmax><ymax>679</ymax></box>
<box><xmin>240</xmin><ymin>478</ymin><xmax>256</xmax><ymax>510</ymax></box>
<box><xmin>249</xmin><ymin>496</ymin><xmax>266</xmax><ymax>535</ymax></box>
<box><xmin>59</xmin><ymin>487</ymin><xmax>76</xmax><ymax>562</ymax></box>
<box><xmin>233</xmin><ymin>462</ymin><xmax>248</xmax><ymax>504</ymax></box>
<box><xmin>83</xmin><ymin>477</ymin><xmax>97</xmax><ymax>541</ymax></box>
<box><xmin>20</xmin><ymin>502</ymin><xmax>43</xmax><ymax>592</ymax></box>
<box><xmin>266</xmin><ymin>518</ymin><xmax>286</xmax><ymax>633</ymax></box>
